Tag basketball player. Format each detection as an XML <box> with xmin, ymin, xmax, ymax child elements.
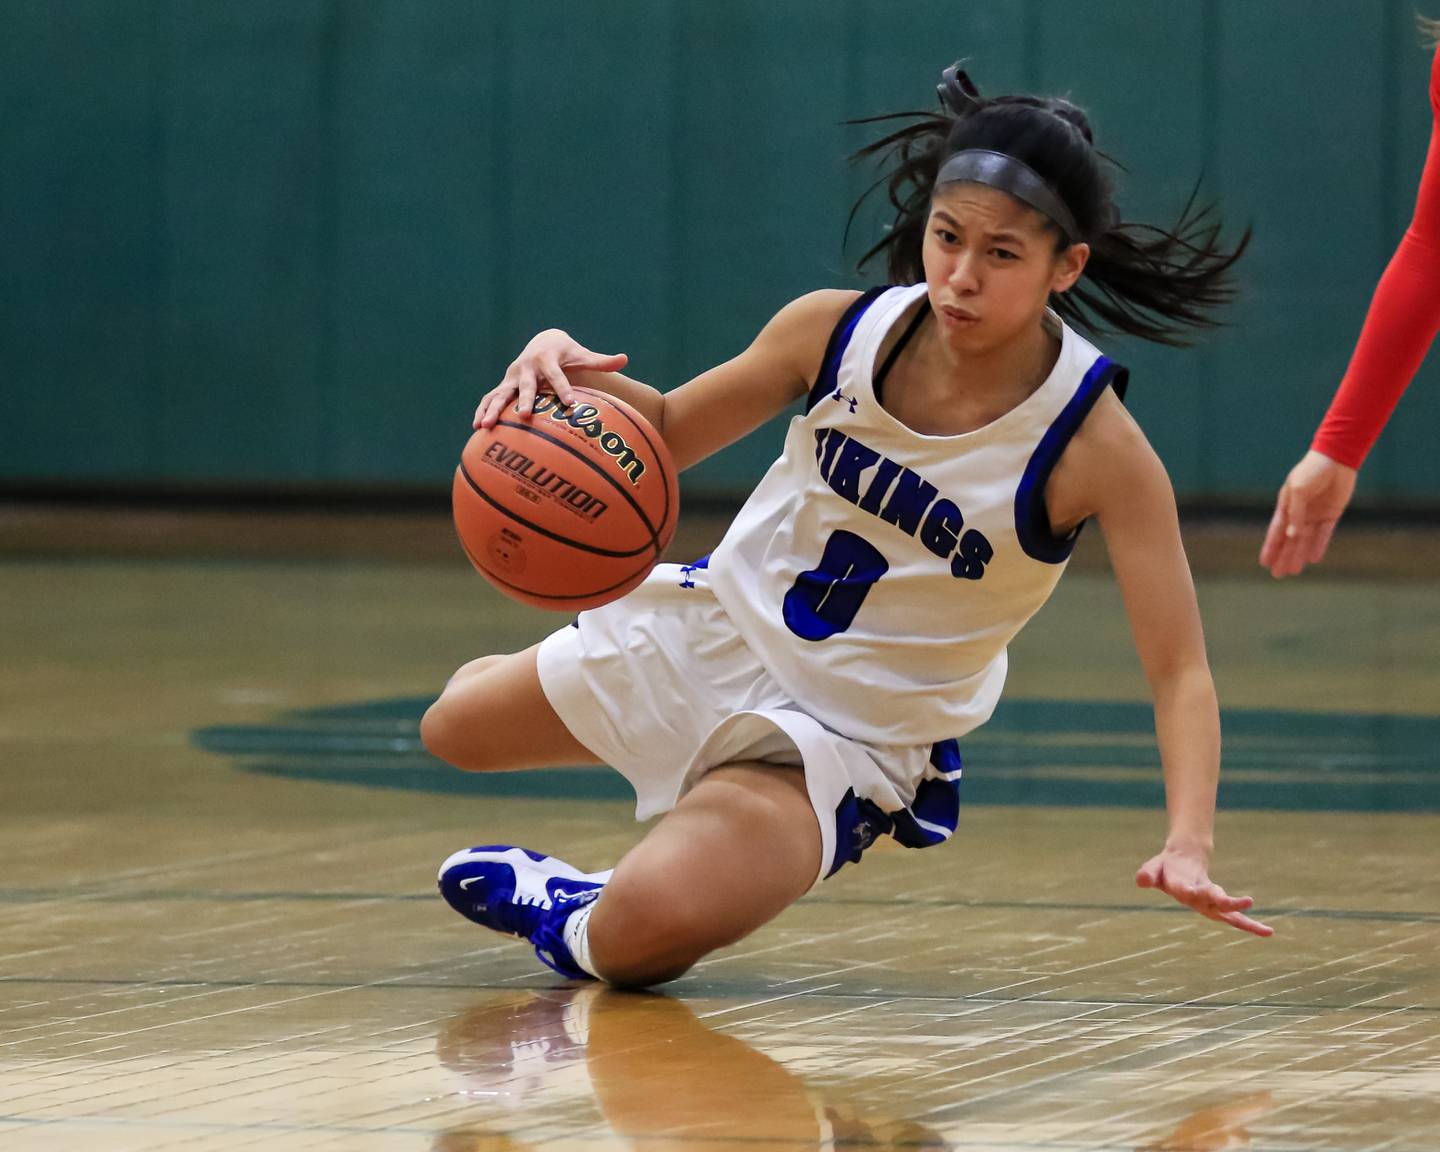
<box><xmin>422</xmin><ymin>66</ymin><xmax>1272</xmax><ymax>989</ymax></box>
<box><xmin>1261</xmin><ymin>28</ymin><xmax>1440</xmax><ymax>577</ymax></box>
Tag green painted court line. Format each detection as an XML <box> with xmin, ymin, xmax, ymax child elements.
<box><xmin>193</xmin><ymin>695</ymin><xmax>1440</xmax><ymax>812</ymax></box>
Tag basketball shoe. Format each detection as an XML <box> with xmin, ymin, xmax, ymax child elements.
<box><xmin>438</xmin><ymin>845</ymin><xmax>611</xmax><ymax>979</ymax></box>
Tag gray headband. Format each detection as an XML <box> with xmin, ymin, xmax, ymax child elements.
<box><xmin>935</xmin><ymin>149</ymin><xmax>1080</xmax><ymax>243</ymax></box>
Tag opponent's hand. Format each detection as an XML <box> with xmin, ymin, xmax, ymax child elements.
<box><xmin>1135</xmin><ymin>846</ymin><xmax>1273</xmax><ymax>937</ymax></box>
<box><xmin>474</xmin><ymin>330</ymin><xmax>629</xmax><ymax>429</ymax></box>
<box><xmin>1259</xmin><ymin>450</ymin><xmax>1358</xmax><ymax>579</ymax></box>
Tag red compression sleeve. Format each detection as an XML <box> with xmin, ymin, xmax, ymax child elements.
<box><xmin>1312</xmin><ymin>45</ymin><xmax>1440</xmax><ymax>469</ymax></box>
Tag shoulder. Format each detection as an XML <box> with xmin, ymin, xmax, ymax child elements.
<box><xmin>749</xmin><ymin>289</ymin><xmax>866</xmax><ymax>379</ymax></box>
<box><xmin>759</xmin><ymin>289</ymin><xmax>864</xmax><ymax>342</ymax></box>
<box><xmin>1071</xmin><ymin>389</ymin><xmax>1157</xmax><ymax>478</ymax></box>
<box><xmin>1432</xmin><ymin>43</ymin><xmax>1440</xmax><ymax>114</ymax></box>
<box><xmin>1076</xmin><ymin>384</ymin><xmax>1139</xmax><ymax>442</ymax></box>
<box><xmin>1077</xmin><ymin>390</ymin><xmax>1172</xmax><ymax>512</ymax></box>
<box><xmin>1046</xmin><ymin>382</ymin><xmax>1166</xmax><ymax>533</ymax></box>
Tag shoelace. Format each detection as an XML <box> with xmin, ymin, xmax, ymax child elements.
<box><xmin>489</xmin><ymin>888</ymin><xmax>548</xmax><ymax>937</ymax></box>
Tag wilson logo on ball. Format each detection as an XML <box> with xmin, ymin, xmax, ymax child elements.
<box><xmin>454</xmin><ymin>386</ymin><xmax>679</xmax><ymax>611</ymax></box>
<box><xmin>529</xmin><ymin>395</ymin><xmax>647</xmax><ymax>485</ymax></box>
<box><xmin>482</xmin><ymin>442</ymin><xmax>610</xmax><ymax>521</ymax></box>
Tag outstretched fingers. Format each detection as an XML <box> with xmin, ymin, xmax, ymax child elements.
<box><xmin>570</xmin><ymin>349</ymin><xmax>629</xmax><ymax>373</ymax></box>
<box><xmin>1211</xmin><ymin>907</ymin><xmax>1275</xmax><ymax>937</ymax></box>
<box><xmin>1189</xmin><ymin>883</ymin><xmax>1274</xmax><ymax>938</ymax></box>
<box><xmin>472</xmin><ymin>335</ymin><xmax>630</xmax><ymax>431</ymax></box>
<box><xmin>475</xmin><ymin>386</ymin><xmax>517</xmax><ymax>429</ymax></box>
<box><xmin>1136</xmin><ymin>856</ymin><xmax>1274</xmax><ymax>938</ymax></box>
<box><xmin>534</xmin><ymin>356</ymin><xmax>577</xmax><ymax>407</ymax></box>
<box><xmin>1181</xmin><ymin>881</ymin><xmax>1254</xmax><ymax>913</ymax></box>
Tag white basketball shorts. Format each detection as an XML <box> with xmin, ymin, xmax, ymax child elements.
<box><xmin>535</xmin><ymin>560</ymin><xmax>964</xmax><ymax>888</ymax></box>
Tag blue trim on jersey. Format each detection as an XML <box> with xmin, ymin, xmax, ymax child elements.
<box><xmin>1013</xmin><ymin>357</ymin><xmax>1130</xmax><ymax>565</ymax></box>
<box><xmin>805</xmin><ymin>286</ymin><xmax>889</xmax><ymax>414</ymax></box>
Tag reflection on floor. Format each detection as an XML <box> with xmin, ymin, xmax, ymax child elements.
<box><xmin>3</xmin><ymin>551</ymin><xmax>1439</xmax><ymax>1149</ymax></box>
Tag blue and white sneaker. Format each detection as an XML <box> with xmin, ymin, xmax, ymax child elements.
<box><xmin>438</xmin><ymin>845</ymin><xmax>611</xmax><ymax>979</ymax></box>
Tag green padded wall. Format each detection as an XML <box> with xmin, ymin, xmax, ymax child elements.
<box><xmin>3</xmin><ymin>0</ymin><xmax>1437</xmax><ymax>502</ymax></box>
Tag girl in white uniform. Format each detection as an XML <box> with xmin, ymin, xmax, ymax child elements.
<box><xmin>422</xmin><ymin>65</ymin><xmax>1273</xmax><ymax>987</ymax></box>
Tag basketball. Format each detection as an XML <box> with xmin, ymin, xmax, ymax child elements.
<box><xmin>452</xmin><ymin>387</ymin><xmax>680</xmax><ymax>610</ymax></box>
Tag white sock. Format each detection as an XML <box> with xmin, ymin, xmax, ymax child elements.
<box><xmin>561</xmin><ymin>902</ymin><xmax>600</xmax><ymax>979</ymax></box>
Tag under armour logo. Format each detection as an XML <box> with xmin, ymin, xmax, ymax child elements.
<box><xmin>831</xmin><ymin>387</ymin><xmax>857</xmax><ymax>414</ymax></box>
<box><xmin>679</xmin><ymin>564</ymin><xmax>698</xmax><ymax>589</ymax></box>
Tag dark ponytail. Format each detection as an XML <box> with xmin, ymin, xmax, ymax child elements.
<box><xmin>847</xmin><ymin>64</ymin><xmax>1250</xmax><ymax>348</ymax></box>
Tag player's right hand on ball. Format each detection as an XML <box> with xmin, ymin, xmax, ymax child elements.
<box><xmin>475</xmin><ymin>330</ymin><xmax>630</xmax><ymax>429</ymax></box>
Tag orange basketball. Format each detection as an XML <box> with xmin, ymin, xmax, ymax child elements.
<box><xmin>452</xmin><ymin>387</ymin><xmax>680</xmax><ymax>610</ymax></box>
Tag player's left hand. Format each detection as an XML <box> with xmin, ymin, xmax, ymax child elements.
<box><xmin>1135</xmin><ymin>846</ymin><xmax>1274</xmax><ymax>937</ymax></box>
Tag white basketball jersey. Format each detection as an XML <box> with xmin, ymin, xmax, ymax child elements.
<box><xmin>708</xmin><ymin>283</ymin><xmax>1127</xmax><ymax>746</ymax></box>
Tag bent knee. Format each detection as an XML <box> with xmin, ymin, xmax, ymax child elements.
<box><xmin>591</xmin><ymin>901</ymin><xmax>699</xmax><ymax>988</ymax></box>
<box><xmin>588</xmin><ymin>876</ymin><xmax>726</xmax><ymax>978</ymax></box>
<box><xmin>419</xmin><ymin>698</ymin><xmax>473</xmax><ymax>767</ymax></box>
<box><xmin>446</xmin><ymin>653</ymin><xmax>506</xmax><ymax>687</ymax></box>
<box><xmin>419</xmin><ymin>700</ymin><xmax>457</xmax><ymax>762</ymax></box>
<box><xmin>420</xmin><ymin>677</ymin><xmax>500</xmax><ymax>769</ymax></box>
<box><xmin>598</xmin><ymin>957</ymin><xmax>693</xmax><ymax>990</ymax></box>
<box><xmin>420</xmin><ymin>653</ymin><xmax>516</xmax><ymax>761</ymax></box>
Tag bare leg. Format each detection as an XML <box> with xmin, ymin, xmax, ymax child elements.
<box><xmin>421</xmin><ymin>644</ymin><xmax>601</xmax><ymax>772</ymax></box>
<box><xmin>585</xmin><ymin>763</ymin><xmax>822</xmax><ymax>987</ymax></box>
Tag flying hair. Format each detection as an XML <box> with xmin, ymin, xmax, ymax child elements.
<box><xmin>846</xmin><ymin>63</ymin><xmax>1251</xmax><ymax>348</ymax></box>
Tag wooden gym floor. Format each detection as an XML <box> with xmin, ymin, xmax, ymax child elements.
<box><xmin>3</xmin><ymin>503</ymin><xmax>1439</xmax><ymax>1150</ymax></box>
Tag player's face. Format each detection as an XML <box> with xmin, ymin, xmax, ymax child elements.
<box><xmin>922</xmin><ymin>183</ymin><xmax>1088</xmax><ymax>354</ymax></box>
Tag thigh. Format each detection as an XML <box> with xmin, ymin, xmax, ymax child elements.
<box><xmin>421</xmin><ymin>643</ymin><xmax>603</xmax><ymax>772</ymax></box>
<box><xmin>666</xmin><ymin>764</ymin><xmax>823</xmax><ymax>927</ymax></box>
<box><xmin>589</xmin><ymin>763</ymin><xmax>822</xmax><ymax>971</ymax></box>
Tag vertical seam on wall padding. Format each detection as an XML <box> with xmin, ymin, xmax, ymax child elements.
<box><xmin>1381</xmin><ymin>0</ymin><xmax>1401</xmax><ymax>253</ymax></box>
<box><xmin>147</xmin><ymin>1</ymin><xmax>172</xmax><ymax>476</ymax></box>
<box><xmin>841</xmin><ymin>0</ymin><xmax>859</xmax><ymax>280</ymax></box>
<box><xmin>1023</xmin><ymin>0</ymin><xmax>1042</xmax><ymax>92</ymax></box>
<box><xmin>665</xmin><ymin>5</ymin><xmax>686</xmax><ymax>384</ymax></box>
<box><xmin>1375</xmin><ymin>0</ymin><xmax>1404</xmax><ymax>494</ymax></box>
<box><xmin>492</xmin><ymin>4</ymin><xmax>513</xmax><ymax>364</ymax></box>
<box><xmin>315</xmin><ymin>0</ymin><xmax>343</xmax><ymax>482</ymax></box>
<box><xmin>1198</xmin><ymin>0</ymin><xmax>1221</xmax><ymax>496</ymax></box>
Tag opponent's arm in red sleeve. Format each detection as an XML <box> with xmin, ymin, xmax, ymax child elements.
<box><xmin>1312</xmin><ymin>46</ymin><xmax>1440</xmax><ymax>468</ymax></box>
